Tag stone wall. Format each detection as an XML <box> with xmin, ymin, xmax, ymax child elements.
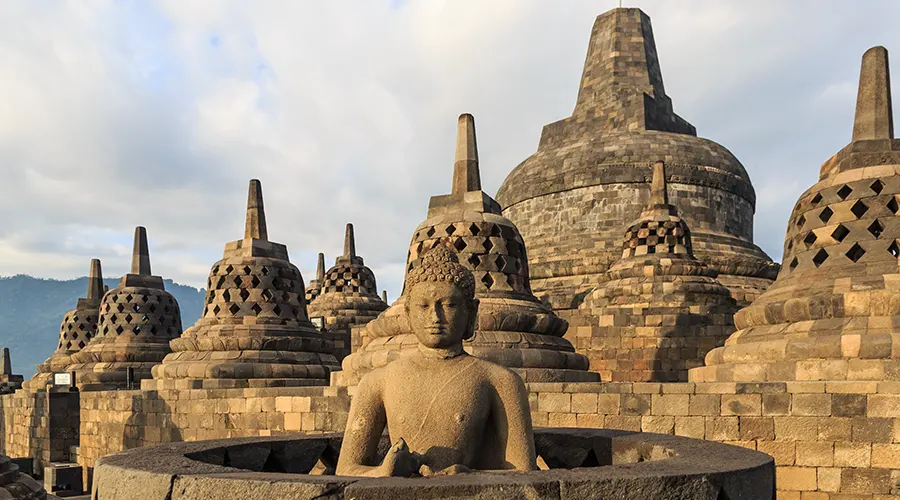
<box><xmin>0</xmin><ymin>390</ymin><xmax>79</xmax><ymax>475</ymax></box>
<box><xmin>77</xmin><ymin>385</ymin><xmax>348</xmax><ymax>475</ymax></box>
<box><xmin>529</xmin><ymin>381</ymin><xmax>900</xmax><ymax>498</ymax></box>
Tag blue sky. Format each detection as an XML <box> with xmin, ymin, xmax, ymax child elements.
<box><xmin>0</xmin><ymin>0</ymin><xmax>898</xmax><ymax>302</ymax></box>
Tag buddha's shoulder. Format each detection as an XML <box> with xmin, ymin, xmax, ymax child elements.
<box><xmin>467</xmin><ymin>357</ymin><xmax>525</xmax><ymax>386</ymax></box>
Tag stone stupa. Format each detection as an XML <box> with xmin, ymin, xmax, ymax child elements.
<box><xmin>342</xmin><ymin>114</ymin><xmax>598</xmax><ymax>384</ymax></box>
<box><xmin>67</xmin><ymin>227</ymin><xmax>183</xmax><ymax>390</ymax></box>
<box><xmin>496</xmin><ymin>7</ymin><xmax>777</xmax><ymax>312</ymax></box>
<box><xmin>577</xmin><ymin>161</ymin><xmax>739</xmax><ymax>382</ymax></box>
<box><xmin>692</xmin><ymin>46</ymin><xmax>900</xmax><ymax>382</ymax></box>
<box><xmin>25</xmin><ymin>259</ymin><xmax>106</xmax><ymax>391</ymax></box>
<box><xmin>304</xmin><ymin>253</ymin><xmax>326</xmax><ymax>304</ymax></box>
<box><xmin>0</xmin><ymin>453</ymin><xmax>49</xmax><ymax>499</ymax></box>
<box><xmin>149</xmin><ymin>180</ymin><xmax>339</xmax><ymax>389</ymax></box>
<box><xmin>307</xmin><ymin>223</ymin><xmax>387</xmax><ymax>361</ymax></box>
<box><xmin>0</xmin><ymin>349</ymin><xmax>23</xmax><ymax>395</ymax></box>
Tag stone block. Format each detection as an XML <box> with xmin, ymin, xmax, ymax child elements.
<box><xmin>674</xmin><ymin>416</ymin><xmax>705</xmax><ymax>439</ymax></box>
<box><xmin>651</xmin><ymin>394</ymin><xmax>689</xmax><ymax>416</ymax></box>
<box><xmin>538</xmin><ymin>393</ymin><xmax>571</xmax><ymax>413</ymax></box>
<box><xmin>740</xmin><ymin>417</ymin><xmax>775</xmax><ymax>441</ymax></box>
<box><xmin>722</xmin><ymin>394</ymin><xmax>761</xmax><ymax>416</ymax></box>
<box><xmin>834</xmin><ymin>442</ymin><xmax>871</xmax><ymax>467</ymax></box>
<box><xmin>705</xmin><ymin>417</ymin><xmax>739</xmax><ymax>441</ymax></box>
<box><xmin>775</xmin><ymin>467</ymin><xmax>817</xmax><ymax>491</ymax></box>
<box><xmin>791</xmin><ymin>394</ymin><xmax>832</xmax><ymax>416</ymax></box>
<box><xmin>641</xmin><ymin>416</ymin><xmax>674</xmax><ymax>434</ymax></box>
<box><xmin>795</xmin><ymin>441</ymin><xmax>833</xmax><ymax>467</ymax></box>
<box><xmin>774</xmin><ymin>417</ymin><xmax>819</xmax><ymax>442</ymax></box>
<box><xmin>816</xmin><ymin>467</ymin><xmax>841</xmax><ymax>492</ymax></box>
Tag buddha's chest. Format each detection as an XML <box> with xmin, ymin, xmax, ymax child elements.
<box><xmin>382</xmin><ymin>371</ymin><xmax>491</xmax><ymax>449</ymax></box>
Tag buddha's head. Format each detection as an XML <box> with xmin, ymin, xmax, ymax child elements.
<box><xmin>404</xmin><ymin>244</ymin><xmax>478</xmax><ymax>349</ymax></box>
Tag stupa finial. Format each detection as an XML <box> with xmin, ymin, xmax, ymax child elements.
<box><xmin>344</xmin><ymin>223</ymin><xmax>356</xmax><ymax>258</ymax></box>
<box><xmin>316</xmin><ymin>253</ymin><xmax>326</xmax><ymax>282</ymax></box>
<box><xmin>130</xmin><ymin>226</ymin><xmax>151</xmax><ymax>276</ymax></box>
<box><xmin>650</xmin><ymin>161</ymin><xmax>668</xmax><ymax>207</ymax></box>
<box><xmin>0</xmin><ymin>348</ymin><xmax>10</xmax><ymax>376</ymax></box>
<box><xmin>853</xmin><ymin>46</ymin><xmax>893</xmax><ymax>141</ymax></box>
<box><xmin>451</xmin><ymin>114</ymin><xmax>481</xmax><ymax>195</ymax></box>
<box><xmin>245</xmin><ymin>179</ymin><xmax>268</xmax><ymax>241</ymax></box>
<box><xmin>87</xmin><ymin>259</ymin><xmax>104</xmax><ymax>301</ymax></box>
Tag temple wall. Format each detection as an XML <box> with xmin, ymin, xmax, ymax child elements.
<box><xmin>0</xmin><ymin>391</ymin><xmax>79</xmax><ymax>475</ymax></box>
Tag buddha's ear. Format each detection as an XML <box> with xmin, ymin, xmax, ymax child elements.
<box><xmin>463</xmin><ymin>298</ymin><xmax>479</xmax><ymax>341</ymax></box>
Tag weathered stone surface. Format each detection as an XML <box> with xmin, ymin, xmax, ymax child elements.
<box><xmin>575</xmin><ymin>162</ymin><xmax>739</xmax><ymax>382</ymax></box>
<box><xmin>149</xmin><ymin>180</ymin><xmax>339</xmax><ymax>389</ymax></box>
<box><xmin>25</xmin><ymin>259</ymin><xmax>106</xmax><ymax>391</ymax></box>
<box><xmin>67</xmin><ymin>227</ymin><xmax>182</xmax><ymax>391</ymax></box>
<box><xmin>307</xmin><ymin>224</ymin><xmax>387</xmax><ymax>361</ymax></box>
<box><xmin>343</xmin><ymin>114</ymin><xmax>597</xmax><ymax>385</ymax></box>
<box><xmin>692</xmin><ymin>46</ymin><xmax>900</xmax><ymax>383</ymax></box>
<box><xmin>0</xmin><ymin>453</ymin><xmax>48</xmax><ymax>499</ymax></box>
<box><xmin>496</xmin><ymin>8</ymin><xmax>777</xmax><ymax>313</ymax></box>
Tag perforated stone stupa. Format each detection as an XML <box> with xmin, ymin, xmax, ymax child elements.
<box><xmin>577</xmin><ymin>161</ymin><xmax>739</xmax><ymax>382</ymax></box>
<box><xmin>68</xmin><ymin>227</ymin><xmax>182</xmax><ymax>390</ymax></box>
<box><xmin>496</xmin><ymin>7</ymin><xmax>777</xmax><ymax>312</ymax></box>
<box><xmin>0</xmin><ymin>452</ymin><xmax>48</xmax><ymax>499</ymax></box>
<box><xmin>304</xmin><ymin>253</ymin><xmax>326</xmax><ymax>304</ymax></box>
<box><xmin>692</xmin><ymin>46</ymin><xmax>900</xmax><ymax>383</ymax></box>
<box><xmin>342</xmin><ymin>114</ymin><xmax>597</xmax><ymax>384</ymax></box>
<box><xmin>25</xmin><ymin>259</ymin><xmax>106</xmax><ymax>390</ymax></box>
<box><xmin>307</xmin><ymin>224</ymin><xmax>387</xmax><ymax>361</ymax></box>
<box><xmin>0</xmin><ymin>349</ymin><xmax>23</xmax><ymax>395</ymax></box>
<box><xmin>149</xmin><ymin>180</ymin><xmax>339</xmax><ymax>389</ymax></box>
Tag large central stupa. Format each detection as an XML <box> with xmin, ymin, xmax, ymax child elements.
<box><xmin>496</xmin><ymin>7</ymin><xmax>778</xmax><ymax>312</ymax></box>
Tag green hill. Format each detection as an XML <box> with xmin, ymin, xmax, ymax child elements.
<box><xmin>0</xmin><ymin>275</ymin><xmax>206</xmax><ymax>379</ymax></box>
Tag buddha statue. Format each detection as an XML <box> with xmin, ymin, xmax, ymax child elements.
<box><xmin>336</xmin><ymin>244</ymin><xmax>537</xmax><ymax>477</ymax></box>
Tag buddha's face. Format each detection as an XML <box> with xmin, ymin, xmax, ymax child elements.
<box><xmin>407</xmin><ymin>281</ymin><xmax>475</xmax><ymax>349</ymax></box>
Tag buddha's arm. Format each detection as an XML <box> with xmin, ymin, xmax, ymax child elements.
<box><xmin>335</xmin><ymin>372</ymin><xmax>389</xmax><ymax>477</ymax></box>
<box><xmin>492</xmin><ymin>369</ymin><xmax>538</xmax><ymax>471</ymax></box>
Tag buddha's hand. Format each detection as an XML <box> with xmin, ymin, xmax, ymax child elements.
<box><xmin>419</xmin><ymin>463</ymin><xmax>471</xmax><ymax>477</ymax></box>
<box><xmin>377</xmin><ymin>438</ymin><xmax>422</xmax><ymax>477</ymax></box>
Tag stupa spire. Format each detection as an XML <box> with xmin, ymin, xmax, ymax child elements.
<box><xmin>853</xmin><ymin>46</ymin><xmax>894</xmax><ymax>141</ymax></box>
<box><xmin>87</xmin><ymin>258</ymin><xmax>104</xmax><ymax>301</ymax></box>
<box><xmin>244</xmin><ymin>179</ymin><xmax>268</xmax><ymax>241</ymax></box>
<box><xmin>650</xmin><ymin>161</ymin><xmax>668</xmax><ymax>207</ymax></box>
<box><xmin>451</xmin><ymin>114</ymin><xmax>481</xmax><ymax>195</ymax></box>
<box><xmin>343</xmin><ymin>223</ymin><xmax>356</xmax><ymax>258</ymax></box>
<box><xmin>316</xmin><ymin>253</ymin><xmax>326</xmax><ymax>283</ymax></box>
<box><xmin>0</xmin><ymin>348</ymin><xmax>9</xmax><ymax>376</ymax></box>
<box><xmin>130</xmin><ymin>226</ymin><xmax>151</xmax><ymax>276</ymax></box>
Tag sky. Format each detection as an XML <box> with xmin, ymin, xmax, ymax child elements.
<box><xmin>0</xmin><ymin>0</ymin><xmax>898</xmax><ymax>301</ymax></box>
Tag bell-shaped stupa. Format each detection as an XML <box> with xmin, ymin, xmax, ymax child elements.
<box><xmin>68</xmin><ymin>227</ymin><xmax>183</xmax><ymax>390</ymax></box>
<box><xmin>307</xmin><ymin>223</ymin><xmax>387</xmax><ymax>361</ymax></box>
<box><xmin>692</xmin><ymin>46</ymin><xmax>900</xmax><ymax>382</ymax></box>
<box><xmin>0</xmin><ymin>453</ymin><xmax>49</xmax><ymax>499</ymax></box>
<box><xmin>578</xmin><ymin>161</ymin><xmax>739</xmax><ymax>382</ymax></box>
<box><xmin>304</xmin><ymin>253</ymin><xmax>326</xmax><ymax>303</ymax></box>
<box><xmin>149</xmin><ymin>180</ymin><xmax>339</xmax><ymax>389</ymax></box>
<box><xmin>496</xmin><ymin>7</ymin><xmax>777</xmax><ymax>313</ymax></box>
<box><xmin>0</xmin><ymin>348</ymin><xmax>23</xmax><ymax>394</ymax></box>
<box><xmin>342</xmin><ymin>114</ymin><xmax>598</xmax><ymax>384</ymax></box>
<box><xmin>25</xmin><ymin>259</ymin><xmax>107</xmax><ymax>390</ymax></box>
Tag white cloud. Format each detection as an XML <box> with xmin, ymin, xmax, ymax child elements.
<box><xmin>0</xmin><ymin>0</ymin><xmax>898</xmax><ymax>303</ymax></box>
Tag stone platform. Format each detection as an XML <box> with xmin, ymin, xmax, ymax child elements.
<box><xmin>90</xmin><ymin>430</ymin><xmax>773</xmax><ymax>499</ymax></box>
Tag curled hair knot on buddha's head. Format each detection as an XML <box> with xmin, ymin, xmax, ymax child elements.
<box><xmin>404</xmin><ymin>244</ymin><xmax>476</xmax><ymax>300</ymax></box>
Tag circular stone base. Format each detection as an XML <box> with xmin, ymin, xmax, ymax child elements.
<box><xmin>92</xmin><ymin>429</ymin><xmax>774</xmax><ymax>499</ymax></box>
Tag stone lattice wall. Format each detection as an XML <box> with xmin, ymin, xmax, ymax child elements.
<box><xmin>76</xmin><ymin>386</ymin><xmax>348</xmax><ymax>473</ymax></box>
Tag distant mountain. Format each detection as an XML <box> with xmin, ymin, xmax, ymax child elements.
<box><xmin>0</xmin><ymin>275</ymin><xmax>206</xmax><ymax>379</ymax></box>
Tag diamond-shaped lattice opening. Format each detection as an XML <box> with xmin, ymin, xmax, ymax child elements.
<box><xmin>831</xmin><ymin>224</ymin><xmax>850</xmax><ymax>242</ymax></box>
<box><xmin>243</xmin><ymin>266</ymin><xmax>252</xmax><ymax>275</ymax></box>
<box><xmin>647</xmin><ymin>245</ymin><xmax>656</xmax><ymax>254</ymax></box>
<box><xmin>469</xmin><ymin>223</ymin><xmax>480</xmax><ymax>236</ymax></box>
<box><xmin>787</xmin><ymin>239</ymin><xmax>794</xmax><ymax>251</ymax></box>
<box><xmin>222</xmin><ymin>290</ymin><xmax>231</xmax><ymax>302</ymax></box>
<box><xmin>890</xmin><ymin>240</ymin><xmax>900</xmax><ymax>258</ymax></box>
<box><xmin>109</xmin><ymin>315</ymin><xmax>117</xmax><ymax>324</ymax></box>
<box><xmin>251</xmin><ymin>303</ymin><xmax>262</xmax><ymax>315</ymax></box>
<box><xmin>212</xmin><ymin>304</ymin><xmax>221</xmax><ymax>315</ymax></box>
<box><xmin>140</xmin><ymin>295</ymin><xmax>148</xmax><ymax>303</ymax></box>
<box><xmin>251</xmin><ymin>276</ymin><xmax>261</xmax><ymax>287</ymax></box>
<box><xmin>837</xmin><ymin>185</ymin><xmax>853</xmax><ymax>200</ymax></box>
<box><xmin>496</xmin><ymin>255</ymin><xmax>507</xmax><ymax>270</ymax></box>
<box><xmin>868</xmin><ymin>220</ymin><xmax>884</xmax><ymax>238</ymax></box>
<box><xmin>150</xmin><ymin>326</ymin><xmax>158</xmax><ymax>335</ymax></box>
<box><xmin>483</xmin><ymin>239</ymin><xmax>494</xmax><ymax>252</ymax></box>
<box><xmin>481</xmin><ymin>273</ymin><xmax>494</xmax><ymax>289</ymax></box>
<box><xmin>149</xmin><ymin>304</ymin><xmax>157</xmax><ymax>313</ymax></box>
<box><xmin>124</xmin><ymin>314</ymin><xmax>133</xmax><ymax>323</ymax></box>
<box><xmin>446</xmin><ymin>224</ymin><xmax>456</xmax><ymax>236</ymax></box>
<box><xmin>796</xmin><ymin>215</ymin><xmax>806</xmax><ymax>228</ymax></box>
<box><xmin>453</xmin><ymin>238</ymin><xmax>467</xmax><ymax>252</ymax></box>
<box><xmin>812</xmin><ymin>249</ymin><xmax>829</xmax><ymax>268</ymax></box>
<box><xmin>261</xmin><ymin>267</ymin><xmax>269</xmax><ymax>276</ymax></box>
<box><xmin>232</xmin><ymin>277</ymin><xmax>242</xmax><ymax>287</ymax></box>
<box><xmin>426</xmin><ymin>227</ymin><xmax>436</xmax><ymax>238</ymax></box>
<box><xmin>468</xmin><ymin>255</ymin><xmax>481</xmax><ymax>268</ymax></box>
<box><xmin>272</xmin><ymin>278</ymin><xmax>281</xmax><ymax>289</ymax></box>
<box><xmin>78</xmin><ymin>341</ymin><xmax>85</xmax><ymax>349</ymax></box>
<box><xmin>134</xmin><ymin>304</ymin><xmax>141</xmax><ymax>312</ymax></box>
<box><xmin>810</xmin><ymin>193</ymin><xmax>823</xmax><ymax>206</ymax></box>
<box><xmin>262</xmin><ymin>290</ymin><xmax>274</xmax><ymax>302</ymax></box>
<box><xmin>273</xmin><ymin>305</ymin><xmax>282</xmax><ymax>316</ymax></box>
<box><xmin>133</xmin><ymin>325</ymin><xmax>141</xmax><ymax>334</ymax></box>
<box><xmin>240</xmin><ymin>289</ymin><xmax>250</xmax><ymax>301</ymax></box>
<box><xmin>846</xmin><ymin>243</ymin><xmax>866</xmax><ymax>263</ymax></box>
<box><xmin>871</xmin><ymin>180</ymin><xmax>885</xmax><ymax>195</ymax></box>
<box><xmin>803</xmin><ymin>231</ymin><xmax>818</xmax><ymax>248</ymax></box>
<box><xmin>124</xmin><ymin>294</ymin><xmax>133</xmax><ymax>302</ymax></box>
<box><xmin>141</xmin><ymin>315</ymin><xmax>149</xmax><ymax>323</ymax></box>
<box><xmin>818</xmin><ymin>207</ymin><xmax>833</xmax><ymax>223</ymax></box>
<box><xmin>851</xmin><ymin>200</ymin><xmax>869</xmax><ymax>219</ymax></box>
<box><xmin>225</xmin><ymin>265</ymin><xmax>234</xmax><ymax>274</ymax></box>
<box><xmin>889</xmin><ymin>197</ymin><xmax>900</xmax><ymax>214</ymax></box>
<box><xmin>229</xmin><ymin>303</ymin><xmax>240</xmax><ymax>315</ymax></box>
<box><xmin>114</xmin><ymin>325</ymin><xmax>124</xmax><ymax>335</ymax></box>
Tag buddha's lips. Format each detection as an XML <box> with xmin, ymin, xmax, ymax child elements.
<box><xmin>423</xmin><ymin>326</ymin><xmax>447</xmax><ymax>335</ymax></box>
